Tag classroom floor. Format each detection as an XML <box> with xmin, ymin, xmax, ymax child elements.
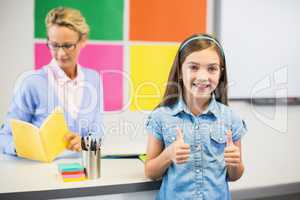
<box><xmin>249</xmin><ymin>193</ymin><xmax>300</xmax><ymax>200</ymax></box>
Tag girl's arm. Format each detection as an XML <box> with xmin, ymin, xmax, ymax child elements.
<box><xmin>145</xmin><ymin>130</ymin><xmax>190</xmax><ymax>180</ymax></box>
<box><xmin>144</xmin><ymin>134</ymin><xmax>172</xmax><ymax>180</ymax></box>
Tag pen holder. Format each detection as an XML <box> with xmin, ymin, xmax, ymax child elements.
<box><xmin>81</xmin><ymin>149</ymin><xmax>101</xmax><ymax>179</ymax></box>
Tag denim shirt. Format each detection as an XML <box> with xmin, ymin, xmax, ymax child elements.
<box><xmin>146</xmin><ymin>97</ymin><xmax>247</xmax><ymax>200</ymax></box>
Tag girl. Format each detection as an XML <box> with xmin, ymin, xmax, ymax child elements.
<box><xmin>145</xmin><ymin>34</ymin><xmax>247</xmax><ymax>200</ymax></box>
<box><xmin>0</xmin><ymin>7</ymin><xmax>103</xmax><ymax>155</ymax></box>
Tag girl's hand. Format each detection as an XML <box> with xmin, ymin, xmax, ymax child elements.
<box><xmin>167</xmin><ymin>129</ymin><xmax>190</xmax><ymax>164</ymax></box>
<box><xmin>64</xmin><ymin>132</ymin><xmax>81</xmax><ymax>152</ymax></box>
<box><xmin>224</xmin><ymin>130</ymin><xmax>241</xmax><ymax>167</ymax></box>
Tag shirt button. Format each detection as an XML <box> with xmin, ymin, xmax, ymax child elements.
<box><xmin>194</xmin><ymin>125</ymin><xmax>199</xmax><ymax>130</ymax></box>
<box><xmin>219</xmin><ymin>138</ymin><xmax>223</xmax><ymax>142</ymax></box>
<box><xmin>196</xmin><ymin>145</ymin><xmax>202</xmax><ymax>151</ymax></box>
<box><xmin>196</xmin><ymin>169</ymin><xmax>200</xmax><ymax>173</ymax></box>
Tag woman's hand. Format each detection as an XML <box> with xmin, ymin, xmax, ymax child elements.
<box><xmin>167</xmin><ymin>129</ymin><xmax>190</xmax><ymax>164</ymax></box>
<box><xmin>64</xmin><ymin>132</ymin><xmax>81</xmax><ymax>152</ymax></box>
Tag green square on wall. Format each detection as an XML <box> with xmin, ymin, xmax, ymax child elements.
<box><xmin>35</xmin><ymin>0</ymin><xmax>124</xmax><ymax>40</ymax></box>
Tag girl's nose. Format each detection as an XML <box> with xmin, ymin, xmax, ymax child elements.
<box><xmin>195</xmin><ymin>70</ymin><xmax>209</xmax><ymax>82</ymax></box>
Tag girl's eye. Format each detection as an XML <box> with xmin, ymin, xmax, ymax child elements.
<box><xmin>189</xmin><ymin>65</ymin><xmax>198</xmax><ymax>71</ymax></box>
<box><xmin>208</xmin><ymin>66</ymin><xmax>219</xmax><ymax>73</ymax></box>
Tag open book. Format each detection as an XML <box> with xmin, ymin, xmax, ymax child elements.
<box><xmin>10</xmin><ymin>107</ymin><xmax>69</xmax><ymax>162</ymax></box>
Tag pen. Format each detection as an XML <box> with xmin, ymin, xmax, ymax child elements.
<box><xmin>97</xmin><ymin>138</ymin><xmax>102</xmax><ymax>150</ymax></box>
<box><xmin>81</xmin><ymin>137</ymin><xmax>85</xmax><ymax>150</ymax></box>
<box><xmin>93</xmin><ymin>139</ymin><xmax>97</xmax><ymax>155</ymax></box>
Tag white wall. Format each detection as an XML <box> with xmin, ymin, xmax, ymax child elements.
<box><xmin>229</xmin><ymin>101</ymin><xmax>300</xmax><ymax>190</ymax></box>
<box><xmin>0</xmin><ymin>0</ymin><xmax>34</xmax><ymax>122</ymax></box>
<box><xmin>0</xmin><ymin>0</ymin><xmax>299</xmax><ymax>198</ymax></box>
<box><xmin>219</xmin><ymin>0</ymin><xmax>300</xmax><ymax>98</ymax></box>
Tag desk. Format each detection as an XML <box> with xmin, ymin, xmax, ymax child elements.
<box><xmin>1</xmin><ymin>153</ymin><xmax>300</xmax><ymax>200</ymax></box>
<box><xmin>0</xmin><ymin>154</ymin><xmax>161</xmax><ymax>199</ymax></box>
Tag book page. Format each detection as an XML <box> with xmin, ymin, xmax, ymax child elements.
<box><xmin>40</xmin><ymin>108</ymin><xmax>68</xmax><ymax>162</ymax></box>
<box><xmin>10</xmin><ymin>119</ymin><xmax>47</xmax><ymax>161</ymax></box>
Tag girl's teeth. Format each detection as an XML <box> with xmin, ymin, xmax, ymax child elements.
<box><xmin>194</xmin><ymin>84</ymin><xmax>208</xmax><ymax>88</ymax></box>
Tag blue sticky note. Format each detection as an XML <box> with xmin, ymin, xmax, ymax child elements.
<box><xmin>58</xmin><ymin>163</ymin><xmax>84</xmax><ymax>172</ymax></box>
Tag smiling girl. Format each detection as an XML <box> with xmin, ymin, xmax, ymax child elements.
<box><xmin>145</xmin><ymin>34</ymin><xmax>247</xmax><ymax>200</ymax></box>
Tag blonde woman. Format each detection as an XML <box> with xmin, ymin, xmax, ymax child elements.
<box><xmin>0</xmin><ymin>7</ymin><xmax>103</xmax><ymax>155</ymax></box>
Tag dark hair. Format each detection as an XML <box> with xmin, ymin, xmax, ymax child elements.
<box><xmin>158</xmin><ymin>33</ymin><xmax>228</xmax><ymax>108</ymax></box>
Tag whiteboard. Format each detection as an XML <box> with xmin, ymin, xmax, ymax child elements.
<box><xmin>218</xmin><ymin>0</ymin><xmax>300</xmax><ymax>98</ymax></box>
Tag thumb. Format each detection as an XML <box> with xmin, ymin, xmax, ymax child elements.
<box><xmin>176</xmin><ymin>128</ymin><xmax>184</xmax><ymax>142</ymax></box>
<box><xmin>226</xmin><ymin>130</ymin><xmax>233</xmax><ymax>147</ymax></box>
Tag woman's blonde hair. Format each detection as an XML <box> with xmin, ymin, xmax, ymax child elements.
<box><xmin>45</xmin><ymin>7</ymin><xmax>89</xmax><ymax>38</ymax></box>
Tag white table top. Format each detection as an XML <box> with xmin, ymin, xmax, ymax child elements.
<box><xmin>3</xmin><ymin>153</ymin><xmax>299</xmax><ymax>200</ymax></box>
<box><xmin>0</xmin><ymin>153</ymin><xmax>160</xmax><ymax>199</ymax></box>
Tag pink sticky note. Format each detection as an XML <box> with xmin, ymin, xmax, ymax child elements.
<box><xmin>62</xmin><ymin>173</ymin><xmax>85</xmax><ymax>179</ymax></box>
<box><xmin>34</xmin><ymin>43</ymin><xmax>124</xmax><ymax>111</ymax></box>
<box><xmin>34</xmin><ymin>43</ymin><xmax>51</xmax><ymax>68</ymax></box>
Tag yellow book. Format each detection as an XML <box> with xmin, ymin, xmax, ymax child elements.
<box><xmin>10</xmin><ymin>107</ymin><xmax>69</xmax><ymax>162</ymax></box>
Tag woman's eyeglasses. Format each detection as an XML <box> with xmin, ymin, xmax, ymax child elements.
<box><xmin>47</xmin><ymin>40</ymin><xmax>80</xmax><ymax>52</ymax></box>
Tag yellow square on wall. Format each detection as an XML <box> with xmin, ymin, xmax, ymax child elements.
<box><xmin>130</xmin><ymin>45</ymin><xmax>179</xmax><ymax>111</ymax></box>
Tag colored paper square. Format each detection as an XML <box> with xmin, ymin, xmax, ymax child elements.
<box><xmin>35</xmin><ymin>0</ymin><xmax>124</xmax><ymax>40</ymax></box>
<box><xmin>130</xmin><ymin>45</ymin><xmax>178</xmax><ymax>111</ymax></box>
<box><xmin>58</xmin><ymin>163</ymin><xmax>84</xmax><ymax>172</ymax></box>
<box><xmin>62</xmin><ymin>171</ymin><xmax>84</xmax><ymax>175</ymax></box>
<box><xmin>79</xmin><ymin>44</ymin><xmax>123</xmax><ymax>112</ymax></box>
<box><xmin>129</xmin><ymin>0</ymin><xmax>206</xmax><ymax>42</ymax></box>
<box><xmin>62</xmin><ymin>176</ymin><xmax>86</xmax><ymax>182</ymax></box>
<box><xmin>35</xmin><ymin>43</ymin><xmax>123</xmax><ymax>111</ymax></box>
<box><xmin>62</xmin><ymin>173</ymin><xmax>85</xmax><ymax>178</ymax></box>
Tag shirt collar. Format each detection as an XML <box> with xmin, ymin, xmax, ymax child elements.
<box><xmin>48</xmin><ymin>59</ymin><xmax>84</xmax><ymax>83</ymax></box>
<box><xmin>170</xmin><ymin>94</ymin><xmax>220</xmax><ymax>118</ymax></box>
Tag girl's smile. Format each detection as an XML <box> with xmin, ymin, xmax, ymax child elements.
<box><xmin>192</xmin><ymin>80</ymin><xmax>211</xmax><ymax>92</ymax></box>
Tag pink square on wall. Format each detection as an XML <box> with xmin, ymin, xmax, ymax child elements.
<box><xmin>34</xmin><ymin>43</ymin><xmax>123</xmax><ymax>111</ymax></box>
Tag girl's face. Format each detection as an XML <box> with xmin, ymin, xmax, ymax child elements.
<box><xmin>47</xmin><ymin>25</ymin><xmax>86</xmax><ymax>69</ymax></box>
<box><xmin>181</xmin><ymin>47</ymin><xmax>221</xmax><ymax>101</ymax></box>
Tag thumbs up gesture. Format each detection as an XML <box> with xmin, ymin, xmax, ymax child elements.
<box><xmin>224</xmin><ymin>130</ymin><xmax>241</xmax><ymax>167</ymax></box>
<box><xmin>167</xmin><ymin>128</ymin><xmax>190</xmax><ymax>164</ymax></box>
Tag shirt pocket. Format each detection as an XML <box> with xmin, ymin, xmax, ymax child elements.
<box><xmin>208</xmin><ymin>124</ymin><xmax>227</xmax><ymax>164</ymax></box>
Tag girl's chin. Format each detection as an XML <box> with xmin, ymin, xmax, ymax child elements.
<box><xmin>190</xmin><ymin>89</ymin><xmax>212</xmax><ymax>98</ymax></box>
<box><xmin>191</xmin><ymin>88</ymin><xmax>212</xmax><ymax>96</ymax></box>
<box><xmin>192</xmin><ymin>93</ymin><xmax>211</xmax><ymax>99</ymax></box>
